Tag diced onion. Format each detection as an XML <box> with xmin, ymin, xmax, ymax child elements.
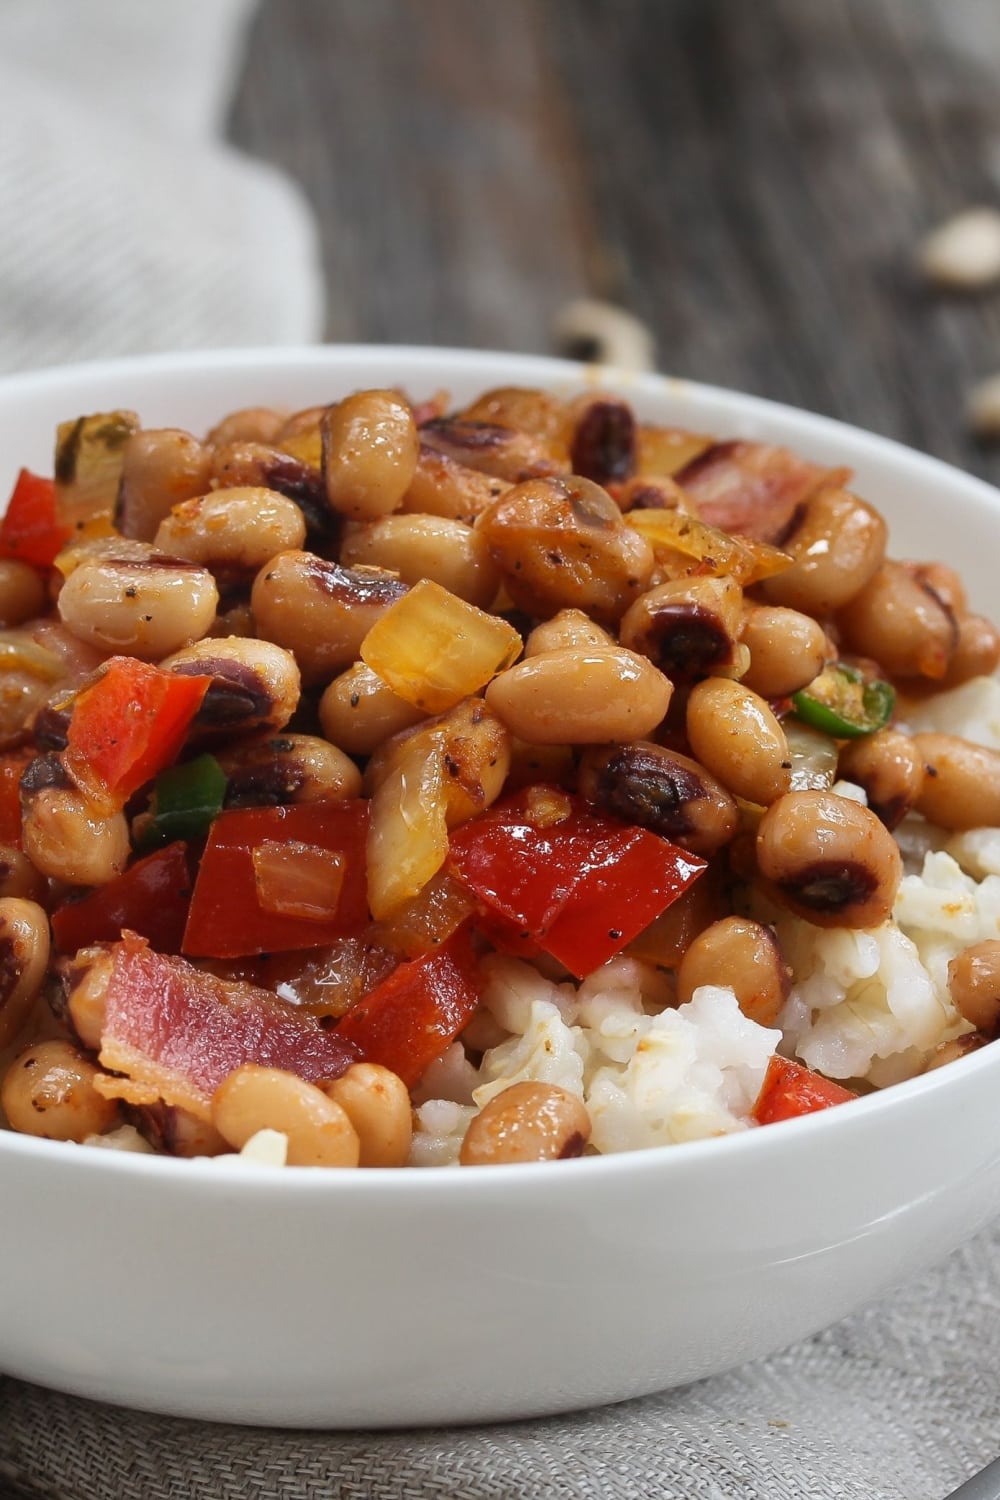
<box><xmin>367</xmin><ymin>734</ymin><xmax>450</xmax><ymax>918</ymax></box>
<box><xmin>637</xmin><ymin>425</ymin><xmax>713</xmax><ymax>477</ymax></box>
<box><xmin>251</xmin><ymin>840</ymin><xmax>345</xmax><ymax>920</ymax></box>
<box><xmin>625</xmin><ymin>509</ymin><xmax>792</xmax><ymax>584</ymax></box>
<box><xmin>361</xmin><ymin>579</ymin><xmax>522</xmax><ymax>713</ymax></box>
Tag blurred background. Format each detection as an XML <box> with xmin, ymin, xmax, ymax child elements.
<box><xmin>3</xmin><ymin>0</ymin><xmax>1000</xmax><ymax>484</ymax></box>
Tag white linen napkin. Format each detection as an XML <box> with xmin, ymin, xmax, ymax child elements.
<box><xmin>0</xmin><ymin>0</ymin><xmax>324</xmax><ymax>375</ymax></box>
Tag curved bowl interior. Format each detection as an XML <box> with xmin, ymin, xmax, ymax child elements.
<box><xmin>1</xmin><ymin>345</ymin><xmax>999</xmax><ymax>1428</ymax></box>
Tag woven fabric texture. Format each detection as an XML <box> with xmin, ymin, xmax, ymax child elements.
<box><xmin>2</xmin><ymin>1218</ymin><xmax>999</xmax><ymax>1500</ymax></box>
<box><xmin>0</xmin><ymin>0</ymin><xmax>323</xmax><ymax>377</ymax></box>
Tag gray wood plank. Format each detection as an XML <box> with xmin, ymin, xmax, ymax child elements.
<box><xmin>228</xmin><ymin>0</ymin><xmax>1000</xmax><ymax>488</ymax></box>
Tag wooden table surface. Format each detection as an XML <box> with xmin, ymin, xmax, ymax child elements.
<box><xmin>229</xmin><ymin>0</ymin><xmax>1000</xmax><ymax>491</ymax></box>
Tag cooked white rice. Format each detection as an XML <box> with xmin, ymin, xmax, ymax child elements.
<box><xmin>409</xmin><ymin>677</ymin><xmax>1000</xmax><ymax>1166</ymax></box>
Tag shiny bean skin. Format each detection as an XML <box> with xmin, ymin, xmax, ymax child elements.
<box><xmin>0</xmin><ymin>898</ymin><xmax>50</xmax><ymax>1049</ymax></box>
<box><xmin>459</xmin><ymin>1081</ymin><xmax>591</xmax><ymax>1165</ymax></box>
<box><xmin>947</xmin><ymin>940</ymin><xmax>1000</xmax><ymax>1033</ymax></box>
<box><xmin>65</xmin><ymin>947</ymin><xmax>114</xmax><ymax>1050</ymax></box>
<box><xmin>739</xmin><ymin>604</ymin><xmax>830</xmax><ymax>698</ymax></box>
<box><xmin>400</xmin><ymin>446</ymin><xmax>508</xmax><ymax>525</ymax></box>
<box><xmin>485</xmin><ymin>646</ymin><xmax>672</xmax><ymax>745</ymax></box>
<box><xmin>903</xmin><ymin>560</ymin><xmax>967</xmax><ymax>617</ymax></box>
<box><xmin>0</xmin><ymin>561</ymin><xmax>46</xmax><ymax>628</ymax></box>
<box><xmin>217</xmin><ymin>733</ymin><xmax>362</xmax><ymax>807</ymax></box>
<box><xmin>836</xmin><ymin>561</ymin><xmax>958</xmax><ymax>681</ymax></box>
<box><xmin>115</xmin><ymin>429</ymin><xmax>214</xmax><ymax>541</ymax></box>
<box><xmin>476</xmin><ymin>475</ymin><xmax>654</xmax><ymax>624</ymax></box>
<box><xmin>206</xmin><ymin>407</ymin><xmax>285</xmax><ymax>449</ymax></box>
<box><xmin>676</xmin><ymin>916</ymin><xmax>790</xmax><ymax>1025</ymax></box>
<box><xmin>154</xmin><ymin>487</ymin><xmax>306</xmax><ymax>573</ymax></box>
<box><xmin>321</xmin><ymin>1062</ymin><xmax>412</xmax><ymax>1166</ymax></box>
<box><xmin>923</xmin><ymin>1033</ymin><xmax>988</xmax><ymax>1072</ymax></box>
<box><xmin>938</xmin><ymin>613</ymin><xmax>1000</xmax><ymax>688</ymax></box>
<box><xmin>1</xmin><ymin>1039</ymin><xmax>119</xmax><ymax>1141</ymax></box>
<box><xmin>211</xmin><ymin>1064</ymin><xmax>360</xmax><ymax>1167</ymax></box>
<box><xmin>318</xmin><ymin>662</ymin><xmax>426</xmax><ymax>757</ymax></box>
<box><xmin>912</xmin><ymin>733</ymin><xmax>1000</xmax><ymax>830</ymax></box>
<box><xmin>615</xmin><ymin>475</ymin><xmax>698</xmax><ymax>516</ymax></box>
<box><xmin>578</xmin><ymin>742</ymin><xmax>738</xmax><ymax>856</ymax></box>
<box><xmin>340</xmin><ymin>514</ymin><xmax>500</xmax><ymax>608</ymax></box>
<box><xmin>568</xmin><ymin>394</ymin><xmax>637</xmax><ymax>485</ymax></box>
<box><xmin>756</xmin><ymin>789</ymin><xmax>902</xmax><ymax>928</ymax></box>
<box><xmin>619</xmin><ymin>576</ymin><xmax>744</xmax><ymax>682</ymax></box>
<box><xmin>420</xmin><ymin>415</ymin><xmax>564</xmax><ymax>482</ymax></box>
<box><xmin>20</xmin><ymin>759</ymin><xmax>130</xmax><ymax>885</ymax></box>
<box><xmin>686</xmin><ymin>678</ymin><xmax>791</xmax><ymax>806</ymax></box>
<box><xmin>837</xmin><ymin>730</ymin><xmax>924</xmax><ymax>829</ymax></box>
<box><xmin>760</xmin><ymin>487</ymin><xmax>887</xmax><ymax>615</ymax></box>
<box><xmin>58</xmin><ymin>553</ymin><xmax>218</xmax><ymax>660</ymax></box>
<box><xmin>0</xmin><ymin>847</ymin><xmax>46</xmax><ymax>904</ymax></box>
<box><xmin>524</xmin><ymin>608</ymin><xmax>614</xmax><ymax>657</ymax></box>
<box><xmin>458</xmin><ymin>387</ymin><xmax>571</xmax><ymax>455</ymax></box>
<box><xmin>251</xmin><ymin>550</ymin><xmax>408</xmax><ymax>685</ymax></box>
<box><xmin>162</xmin><ymin>636</ymin><xmax>301</xmax><ymax>737</ymax></box>
<box><xmin>322</xmin><ymin>389</ymin><xmax>419</xmax><ymax>520</ymax></box>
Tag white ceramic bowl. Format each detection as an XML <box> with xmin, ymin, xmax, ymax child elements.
<box><xmin>2</xmin><ymin>346</ymin><xmax>1000</xmax><ymax>1429</ymax></box>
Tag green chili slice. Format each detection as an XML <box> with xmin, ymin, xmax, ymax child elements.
<box><xmin>791</xmin><ymin>662</ymin><xmax>894</xmax><ymax>739</ymax></box>
<box><xmin>138</xmin><ymin>753</ymin><xmax>227</xmax><ymax>851</ymax></box>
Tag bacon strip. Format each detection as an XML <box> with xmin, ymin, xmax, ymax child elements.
<box><xmin>96</xmin><ymin>932</ymin><xmax>359</xmax><ymax>1120</ymax></box>
<box><xmin>676</xmin><ymin>441</ymin><xmax>850</xmax><ymax>543</ymax></box>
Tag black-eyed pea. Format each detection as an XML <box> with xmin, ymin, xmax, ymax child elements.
<box><xmin>1</xmin><ymin>1039</ymin><xmax>120</xmax><ymax>1141</ymax></box>
<box><xmin>947</xmin><ymin>940</ymin><xmax>1000</xmax><ymax>1034</ymax></box>
<box><xmin>321</xmin><ymin>1062</ymin><xmax>412</xmax><ymax>1166</ymax></box>
<box><xmin>0</xmin><ymin>847</ymin><xmax>46</xmax><ymax>903</ymax></box>
<box><xmin>912</xmin><ymin>734</ymin><xmax>1000</xmax><ymax>830</ymax></box>
<box><xmin>0</xmin><ymin>561</ymin><xmax>47</xmax><ymax>628</ymax></box>
<box><xmin>524</xmin><ymin>608</ymin><xmax>614</xmax><ymax>657</ymax></box>
<box><xmin>838</xmin><ymin>731</ymin><xmax>924</xmax><ymax>830</ymax></box>
<box><xmin>217</xmin><ymin>733</ymin><xmax>362</xmax><ymax>807</ymax></box>
<box><xmin>676</xmin><ymin>916</ymin><xmax>790</xmax><ymax>1026</ymax></box>
<box><xmin>115</xmin><ymin>429</ymin><xmax>215</xmax><ymax>541</ymax></box>
<box><xmin>459</xmin><ymin>1081</ymin><xmax>591</xmax><ymax>1165</ymax></box>
<box><xmin>57</xmin><ymin>552</ymin><xmax>218</xmax><ymax>660</ymax></box>
<box><xmin>0</xmin><ymin>898</ymin><xmax>50</xmax><ymax>1050</ymax></box>
<box><xmin>476</xmin><ymin>475</ymin><xmax>654</xmax><ymax>624</ymax></box>
<box><xmin>64</xmin><ymin>947</ymin><xmax>115</xmax><ymax>1050</ymax></box>
<box><xmin>739</xmin><ymin>604</ymin><xmax>831</xmax><ymax>698</ymax></box>
<box><xmin>206</xmin><ymin>407</ymin><xmax>286</xmax><ymax>449</ymax></box>
<box><xmin>211</xmin><ymin>1064</ymin><xmax>360</xmax><ymax>1167</ymax></box>
<box><xmin>322</xmin><ymin>390</ymin><xmax>419</xmax><ymax>520</ymax></box>
<box><xmin>20</xmin><ymin>756</ymin><xmax>129</xmax><ymax>885</ymax></box>
<box><xmin>318</xmin><ymin>662</ymin><xmax>427</xmax><ymax>757</ymax></box>
<box><xmin>578</xmin><ymin>742</ymin><xmax>738</xmax><ymax>856</ymax></box>
<box><xmin>923</xmin><ymin>1033</ymin><xmax>989</xmax><ymax>1072</ymax></box>
<box><xmin>567</xmin><ymin>393</ymin><xmax>637</xmax><ymax>485</ymax></box>
<box><xmin>154</xmin><ymin>487</ymin><xmax>306</xmax><ymax>573</ymax></box>
<box><xmin>759</xmin><ymin>488</ymin><xmax>887</xmax><ymax>615</ymax></box>
<box><xmin>756</xmin><ymin>789</ymin><xmax>902</xmax><ymax>928</ymax></box>
<box><xmin>620</xmin><ymin>576</ymin><xmax>744</xmax><ymax>682</ymax></box>
<box><xmin>420</xmin><ymin>415</ymin><xmax>564</xmax><ymax>482</ymax></box>
<box><xmin>937</xmin><ymin>614</ymin><xmax>1000</xmax><ymax>688</ymax></box>
<box><xmin>686</xmin><ymin>678</ymin><xmax>791</xmax><ymax>805</ymax></box>
<box><xmin>458</xmin><ymin>386</ymin><xmax>571</xmax><ymax>452</ymax></box>
<box><xmin>485</xmin><ymin>646</ymin><xmax>672</xmax><ymax>744</ymax></box>
<box><xmin>162</xmin><ymin>636</ymin><xmax>301</xmax><ymax>737</ymax></box>
<box><xmin>837</xmin><ymin>562</ymin><xmax>958</xmax><ymax>682</ymax></box>
<box><xmin>400</xmin><ymin>446</ymin><xmax>509</xmax><ymax>525</ymax></box>
<box><xmin>251</xmin><ymin>551</ymin><xmax>408</xmax><ymax>685</ymax></box>
<box><xmin>340</xmin><ymin>514</ymin><xmax>499</xmax><ymax>608</ymax></box>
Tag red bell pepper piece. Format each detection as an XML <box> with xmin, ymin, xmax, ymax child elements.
<box><xmin>96</xmin><ymin>931</ymin><xmax>359</xmax><ymax>1120</ymax></box>
<box><xmin>63</xmin><ymin>657</ymin><xmax>211</xmax><ymax>810</ymax></box>
<box><xmin>448</xmin><ymin>787</ymin><xmax>706</xmax><ymax>978</ymax></box>
<box><xmin>183</xmin><ymin>800</ymin><xmax>371</xmax><ymax>959</ymax></box>
<box><xmin>751</xmin><ymin>1055</ymin><xmax>856</xmax><ymax>1125</ymax></box>
<box><xmin>334</xmin><ymin>925</ymin><xmax>480</xmax><ymax>1087</ymax></box>
<box><xmin>52</xmin><ymin>841</ymin><xmax>192</xmax><ymax>955</ymax></box>
<box><xmin>0</xmin><ymin>469</ymin><xmax>71</xmax><ymax>568</ymax></box>
<box><xmin>0</xmin><ymin>749</ymin><xmax>32</xmax><ymax>847</ymax></box>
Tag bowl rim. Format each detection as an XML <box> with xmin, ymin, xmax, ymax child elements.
<box><xmin>1</xmin><ymin>342</ymin><xmax>999</xmax><ymax>1194</ymax></box>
